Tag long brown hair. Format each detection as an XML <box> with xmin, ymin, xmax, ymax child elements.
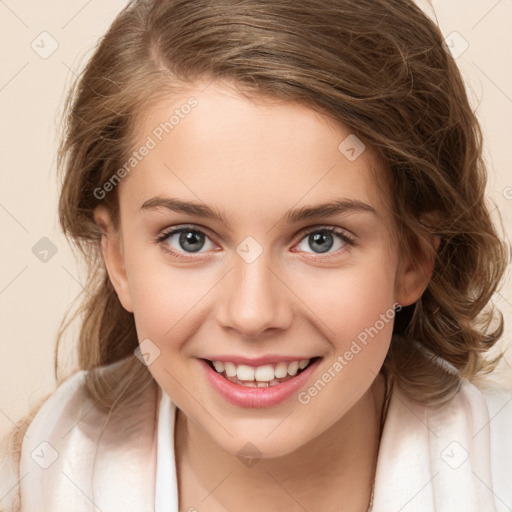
<box><xmin>4</xmin><ymin>0</ymin><xmax>509</xmax><ymax>501</ymax></box>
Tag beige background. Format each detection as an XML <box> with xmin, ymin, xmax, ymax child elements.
<box><xmin>1</xmin><ymin>0</ymin><xmax>511</xmax><ymax>440</ymax></box>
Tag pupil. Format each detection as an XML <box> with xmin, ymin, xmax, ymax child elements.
<box><xmin>180</xmin><ymin>231</ymin><xmax>204</xmax><ymax>252</ymax></box>
<box><xmin>310</xmin><ymin>232</ymin><xmax>333</xmax><ymax>253</ymax></box>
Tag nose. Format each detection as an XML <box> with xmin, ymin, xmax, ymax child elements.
<box><xmin>216</xmin><ymin>252</ymin><xmax>294</xmax><ymax>339</ymax></box>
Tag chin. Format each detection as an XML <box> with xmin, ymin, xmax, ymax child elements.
<box><xmin>215</xmin><ymin>429</ymin><xmax>311</xmax><ymax>461</ymax></box>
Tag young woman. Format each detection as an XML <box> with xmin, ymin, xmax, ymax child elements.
<box><xmin>2</xmin><ymin>1</ymin><xmax>511</xmax><ymax>511</ymax></box>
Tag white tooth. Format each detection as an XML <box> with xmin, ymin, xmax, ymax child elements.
<box><xmin>274</xmin><ymin>362</ymin><xmax>288</xmax><ymax>379</ymax></box>
<box><xmin>212</xmin><ymin>361</ymin><xmax>224</xmax><ymax>373</ymax></box>
<box><xmin>242</xmin><ymin>381</ymin><xmax>257</xmax><ymax>387</ymax></box>
<box><xmin>298</xmin><ymin>359</ymin><xmax>310</xmax><ymax>370</ymax></box>
<box><xmin>255</xmin><ymin>365</ymin><xmax>275</xmax><ymax>382</ymax></box>
<box><xmin>269</xmin><ymin>379</ymin><xmax>280</xmax><ymax>387</ymax></box>
<box><xmin>287</xmin><ymin>361</ymin><xmax>299</xmax><ymax>376</ymax></box>
<box><xmin>224</xmin><ymin>362</ymin><xmax>237</xmax><ymax>378</ymax></box>
<box><xmin>237</xmin><ymin>364</ymin><xmax>255</xmax><ymax>381</ymax></box>
<box><xmin>257</xmin><ymin>382</ymin><xmax>269</xmax><ymax>387</ymax></box>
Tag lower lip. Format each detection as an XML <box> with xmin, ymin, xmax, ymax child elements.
<box><xmin>199</xmin><ymin>358</ymin><xmax>322</xmax><ymax>408</ymax></box>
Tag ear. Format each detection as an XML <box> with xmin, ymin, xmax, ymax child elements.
<box><xmin>394</xmin><ymin>232</ymin><xmax>440</xmax><ymax>307</ymax></box>
<box><xmin>93</xmin><ymin>204</ymin><xmax>134</xmax><ymax>313</ymax></box>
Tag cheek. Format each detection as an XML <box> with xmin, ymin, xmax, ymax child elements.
<box><xmin>294</xmin><ymin>258</ymin><xmax>397</xmax><ymax>339</ymax></box>
<box><xmin>291</xmin><ymin>258</ymin><xmax>397</xmax><ymax>396</ymax></box>
<box><xmin>125</xmin><ymin>260</ymin><xmax>212</xmax><ymax>399</ymax></box>
<box><xmin>124</xmin><ymin>247</ymin><xmax>214</xmax><ymax>354</ymax></box>
<box><xmin>129</xmin><ymin>272</ymin><xmax>196</xmax><ymax>334</ymax></box>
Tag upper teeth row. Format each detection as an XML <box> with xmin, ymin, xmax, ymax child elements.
<box><xmin>212</xmin><ymin>359</ymin><xmax>310</xmax><ymax>382</ymax></box>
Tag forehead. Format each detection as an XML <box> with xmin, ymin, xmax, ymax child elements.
<box><xmin>121</xmin><ymin>82</ymin><xmax>391</xmax><ymax>227</ymax></box>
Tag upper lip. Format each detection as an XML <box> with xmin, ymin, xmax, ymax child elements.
<box><xmin>200</xmin><ymin>355</ymin><xmax>320</xmax><ymax>366</ymax></box>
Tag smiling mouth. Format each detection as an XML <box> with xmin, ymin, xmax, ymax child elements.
<box><xmin>203</xmin><ymin>357</ymin><xmax>321</xmax><ymax>387</ymax></box>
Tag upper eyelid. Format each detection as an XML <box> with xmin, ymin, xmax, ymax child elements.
<box><xmin>300</xmin><ymin>225</ymin><xmax>353</xmax><ymax>238</ymax></box>
<box><xmin>159</xmin><ymin>224</ymin><xmax>220</xmax><ymax>244</ymax></box>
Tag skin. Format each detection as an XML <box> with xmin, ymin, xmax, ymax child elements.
<box><xmin>94</xmin><ymin>80</ymin><xmax>436</xmax><ymax>511</ymax></box>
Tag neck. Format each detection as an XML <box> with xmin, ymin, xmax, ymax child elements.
<box><xmin>175</xmin><ymin>373</ymin><xmax>386</xmax><ymax>512</ymax></box>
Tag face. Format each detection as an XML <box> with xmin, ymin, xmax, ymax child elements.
<box><xmin>94</xmin><ymin>80</ymin><xmax>432</xmax><ymax>458</ymax></box>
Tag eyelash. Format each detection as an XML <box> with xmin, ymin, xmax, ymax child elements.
<box><xmin>155</xmin><ymin>224</ymin><xmax>355</xmax><ymax>260</ymax></box>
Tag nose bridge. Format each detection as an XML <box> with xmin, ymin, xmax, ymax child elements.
<box><xmin>217</xmin><ymin>246</ymin><xmax>292</xmax><ymax>338</ymax></box>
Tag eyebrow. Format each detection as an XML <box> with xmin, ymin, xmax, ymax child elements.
<box><xmin>140</xmin><ymin>197</ymin><xmax>377</xmax><ymax>226</ymax></box>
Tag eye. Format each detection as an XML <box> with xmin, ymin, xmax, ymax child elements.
<box><xmin>294</xmin><ymin>226</ymin><xmax>354</xmax><ymax>256</ymax></box>
<box><xmin>156</xmin><ymin>224</ymin><xmax>355</xmax><ymax>260</ymax></box>
<box><xmin>156</xmin><ymin>225</ymin><xmax>215</xmax><ymax>256</ymax></box>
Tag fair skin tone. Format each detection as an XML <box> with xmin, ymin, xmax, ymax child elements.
<box><xmin>94</xmin><ymin>80</ymin><xmax>435</xmax><ymax>511</ymax></box>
